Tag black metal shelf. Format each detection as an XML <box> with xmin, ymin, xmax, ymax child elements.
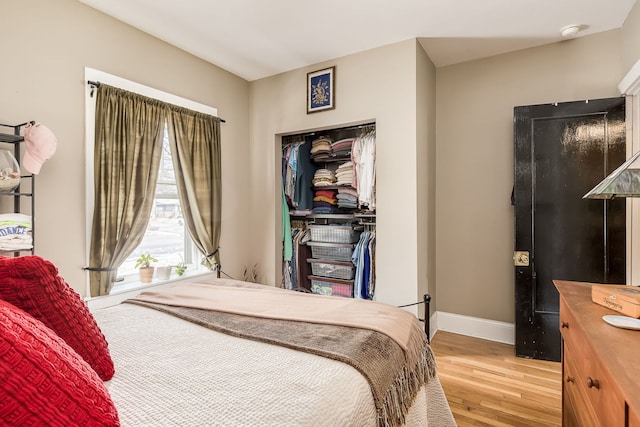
<box><xmin>307</xmin><ymin>213</ymin><xmax>355</xmax><ymax>220</ymax></box>
<box><xmin>0</xmin><ymin>192</ymin><xmax>33</xmax><ymax>197</ymax></box>
<box><xmin>0</xmin><ymin>247</ymin><xmax>33</xmax><ymax>253</ymax></box>
<box><xmin>0</xmin><ymin>133</ymin><xmax>24</xmax><ymax>144</ymax></box>
<box><xmin>311</xmin><ymin>154</ymin><xmax>352</xmax><ymax>164</ymax></box>
<box><xmin>312</xmin><ymin>184</ymin><xmax>355</xmax><ymax>190</ymax></box>
<box><xmin>0</xmin><ymin>122</ymin><xmax>35</xmax><ymax>256</ymax></box>
<box><xmin>0</xmin><ymin>122</ymin><xmax>31</xmax><ymax>144</ymax></box>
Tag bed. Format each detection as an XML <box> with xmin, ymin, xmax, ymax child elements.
<box><xmin>95</xmin><ymin>277</ymin><xmax>455</xmax><ymax>426</ymax></box>
<box><xmin>0</xmin><ymin>256</ymin><xmax>455</xmax><ymax>426</ymax></box>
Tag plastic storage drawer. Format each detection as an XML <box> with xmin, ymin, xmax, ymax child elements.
<box><xmin>307</xmin><ymin>259</ymin><xmax>355</xmax><ymax>280</ymax></box>
<box><xmin>307</xmin><ymin>241</ymin><xmax>354</xmax><ymax>262</ymax></box>
<box><xmin>308</xmin><ymin>225</ymin><xmax>362</xmax><ymax>243</ymax></box>
<box><xmin>309</xmin><ymin>275</ymin><xmax>354</xmax><ymax>298</ymax></box>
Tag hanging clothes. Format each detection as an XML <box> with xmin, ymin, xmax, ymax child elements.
<box><xmin>285</xmin><ymin>144</ymin><xmax>298</xmax><ymax>207</ymax></box>
<box><xmin>366</xmin><ymin>230</ymin><xmax>376</xmax><ymax>299</ymax></box>
<box><xmin>294</xmin><ymin>139</ymin><xmax>315</xmax><ymax>210</ymax></box>
<box><xmin>283</xmin><ymin>139</ymin><xmax>316</xmax><ymax>211</ymax></box>
<box><xmin>352</xmin><ymin>231</ymin><xmax>369</xmax><ymax>299</ymax></box>
<box><xmin>283</xmin><ymin>226</ymin><xmax>312</xmax><ymax>290</ymax></box>
<box><xmin>283</xmin><ymin>144</ymin><xmax>295</xmax><ymax>207</ymax></box>
<box><xmin>351</xmin><ymin>228</ymin><xmax>376</xmax><ymax>299</ymax></box>
<box><xmin>352</xmin><ymin>131</ymin><xmax>376</xmax><ymax>211</ymax></box>
<box><xmin>295</xmin><ymin>228</ymin><xmax>312</xmax><ymax>290</ymax></box>
<box><xmin>282</xmin><ymin>186</ymin><xmax>293</xmax><ymax>262</ymax></box>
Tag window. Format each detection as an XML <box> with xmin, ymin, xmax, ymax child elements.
<box><xmin>116</xmin><ymin>127</ymin><xmax>198</xmax><ymax>280</ymax></box>
<box><xmin>84</xmin><ymin>68</ymin><xmax>219</xmax><ymax>293</ymax></box>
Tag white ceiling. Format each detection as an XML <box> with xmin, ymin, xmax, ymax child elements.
<box><xmin>78</xmin><ymin>0</ymin><xmax>637</xmax><ymax>81</ymax></box>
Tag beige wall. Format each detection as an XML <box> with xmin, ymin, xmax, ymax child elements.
<box><xmin>622</xmin><ymin>0</ymin><xmax>640</xmax><ymax>75</ymax></box>
<box><xmin>416</xmin><ymin>44</ymin><xmax>437</xmax><ymax>318</ymax></box>
<box><xmin>249</xmin><ymin>39</ymin><xmax>431</xmax><ymax>312</ymax></box>
<box><xmin>2</xmin><ymin>0</ymin><xmax>251</xmax><ymax>296</ymax></box>
<box><xmin>435</xmin><ymin>30</ymin><xmax>623</xmax><ymax>323</ymax></box>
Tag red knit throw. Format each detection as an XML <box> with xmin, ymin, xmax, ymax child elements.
<box><xmin>0</xmin><ymin>300</ymin><xmax>120</xmax><ymax>426</ymax></box>
<box><xmin>0</xmin><ymin>255</ymin><xmax>114</xmax><ymax>380</ymax></box>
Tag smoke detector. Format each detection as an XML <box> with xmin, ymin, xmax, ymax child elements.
<box><xmin>561</xmin><ymin>25</ymin><xmax>581</xmax><ymax>38</ymax></box>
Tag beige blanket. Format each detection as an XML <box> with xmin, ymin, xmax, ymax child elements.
<box><xmin>129</xmin><ymin>280</ymin><xmax>436</xmax><ymax>427</ymax></box>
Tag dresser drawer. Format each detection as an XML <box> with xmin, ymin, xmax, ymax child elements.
<box><xmin>559</xmin><ymin>297</ymin><xmax>589</xmax><ymax>376</ymax></box>
<box><xmin>560</xmin><ymin>296</ymin><xmax>625</xmax><ymax>426</ymax></box>
<box><xmin>559</xmin><ymin>298</ymin><xmax>585</xmax><ymax>354</ymax></box>
<box><xmin>563</xmin><ymin>345</ymin><xmax>599</xmax><ymax>427</ymax></box>
<box><xmin>582</xmin><ymin>351</ymin><xmax>625</xmax><ymax>426</ymax></box>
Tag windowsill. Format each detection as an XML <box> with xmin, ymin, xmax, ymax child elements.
<box><xmin>85</xmin><ymin>270</ymin><xmax>216</xmax><ymax>311</ymax></box>
<box><xmin>109</xmin><ymin>270</ymin><xmax>201</xmax><ymax>295</ymax></box>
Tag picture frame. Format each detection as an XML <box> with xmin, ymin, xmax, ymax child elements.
<box><xmin>307</xmin><ymin>66</ymin><xmax>335</xmax><ymax>114</ymax></box>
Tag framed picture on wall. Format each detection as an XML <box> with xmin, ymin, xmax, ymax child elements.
<box><xmin>307</xmin><ymin>66</ymin><xmax>335</xmax><ymax>114</ymax></box>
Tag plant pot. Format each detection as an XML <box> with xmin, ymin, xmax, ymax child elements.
<box><xmin>156</xmin><ymin>266</ymin><xmax>171</xmax><ymax>280</ymax></box>
<box><xmin>139</xmin><ymin>267</ymin><xmax>155</xmax><ymax>283</ymax></box>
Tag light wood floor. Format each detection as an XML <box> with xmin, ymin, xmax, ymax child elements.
<box><xmin>430</xmin><ymin>331</ymin><xmax>562</xmax><ymax>427</ymax></box>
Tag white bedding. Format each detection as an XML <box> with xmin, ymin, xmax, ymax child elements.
<box><xmin>95</xmin><ymin>302</ymin><xmax>455</xmax><ymax>426</ymax></box>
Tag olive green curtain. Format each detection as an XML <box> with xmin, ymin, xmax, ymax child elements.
<box><xmin>166</xmin><ymin>106</ymin><xmax>221</xmax><ymax>269</ymax></box>
<box><xmin>89</xmin><ymin>84</ymin><xmax>165</xmax><ymax>297</ymax></box>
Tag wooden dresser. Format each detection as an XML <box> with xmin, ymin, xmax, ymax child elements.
<box><xmin>555</xmin><ymin>280</ymin><xmax>640</xmax><ymax>426</ymax></box>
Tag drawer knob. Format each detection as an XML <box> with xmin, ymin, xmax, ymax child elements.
<box><xmin>586</xmin><ymin>377</ymin><xmax>600</xmax><ymax>389</ymax></box>
<box><xmin>566</xmin><ymin>375</ymin><xmax>575</xmax><ymax>383</ymax></box>
<box><xmin>561</xmin><ymin>321</ymin><xmax>569</xmax><ymax>329</ymax></box>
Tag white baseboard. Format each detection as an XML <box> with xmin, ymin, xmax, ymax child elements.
<box><xmin>430</xmin><ymin>311</ymin><xmax>515</xmax><ymax>345</ymax></box>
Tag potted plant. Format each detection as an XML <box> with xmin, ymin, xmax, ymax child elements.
<box><xmin>174</xmin><ymin>256</ymin><xmax>187</xmax><ymax>277</ymax></box>
<box><xmin>135</xmin><ymin>252</ymin><xmax>157</xmax><ymax>283</ymax></box>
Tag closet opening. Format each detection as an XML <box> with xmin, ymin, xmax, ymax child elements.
<box><xmin>278</xmin><ymin>121</ymin><xmax>377</xmax><ymax>299</ymax></box>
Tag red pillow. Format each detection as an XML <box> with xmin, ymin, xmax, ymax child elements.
<box><xmin>0</xmin><ymin>299</ymin><xmax>120</xmax><ymax>426</ymax></box>
<box><xmin>0</xmin><ymin>256</ymin><xmax>114</xmax><ymax>380</ymax></box>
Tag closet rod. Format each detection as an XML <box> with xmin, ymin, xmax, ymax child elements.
<box><xmin>86</xmin><ymin>80</ymin><xmax>226</xmax><ymax>123</ymax></box>
<box><xmin>316</xmin><ymin>122</ymin><xmax>376</xmax><ymax>135</ymax></box>
<box><xmin>284</xmin><ymin>122</ymin><xmax>376</xmax><ymax>142</ymax></box>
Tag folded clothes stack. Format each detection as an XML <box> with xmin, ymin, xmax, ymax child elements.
<box><xmin>310</xmin><ymin>136</ymin><xmax>332</xmax><ymax>161</ymax></box>
<box><xmin>313</xmin><ymin>189</ymin><xmax>338</xmax><ymax>205</ymax></box>
<box><xmin>330</xmin><ymin>138</ymin><xmax>354</xmax><ymax>157</ymax></box>
<box><xmin>337</xmin><ymin>187</ymin><xmax>358</xmax><ymax>209</ymax></box>
<box><xmin>335</xmin><ymin>161</ymin><xmax>354</xmax><ymax>187</ymax></box>
<box><xmin>312</xmin><ymin>185</ymin><xmax>339</xmax><ymax>214</ymax></box>
<box><xmin>0</xmin><ymin>213</ymin><xmax>32</xmax><ymax>251</ymax></box>
<box><xmin>312</xmin><ymin>168</ymin><xmax>336</xmax><ymax>187</ymax></box>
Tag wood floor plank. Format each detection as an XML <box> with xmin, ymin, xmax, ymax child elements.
<box><xmin>430</xmin><ymin>331</ymin><xmax>562</xmax><ymax>427</ymax></box>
